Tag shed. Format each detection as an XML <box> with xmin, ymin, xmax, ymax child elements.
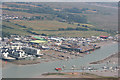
<box><xmin>100</xmin><ymin>35</ymin><xmax>108</xmax><ymax>39</ymax></box>
<box><xmin>30</xmin><ymin>40</ymin><xmax>47</xmax><ymax>43</ymax></box>
<box><xmin>33</xmin><ymin>36</ymin><xmax>46</xmax><ymax>41</ymax></box>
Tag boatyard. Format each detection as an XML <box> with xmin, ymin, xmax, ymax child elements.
<box><xmin>1</xmin><ymin>35</ymin><xmax>118</xmax><ymax>65</ymax></box>
<box><xmin>1</xmin><ymin>35</ymin><xmax>119</xmax><ymax>78</ymax></box>
<box><xmin>1</xmin><ymin>2</ymin><xmax>119</xmax><ymax>79</ymax></box>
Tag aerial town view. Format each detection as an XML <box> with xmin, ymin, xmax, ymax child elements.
<box><xmin>0</xmin><ymin>2</ymin><xmax>119</xmax><ymax>79</ymax></box>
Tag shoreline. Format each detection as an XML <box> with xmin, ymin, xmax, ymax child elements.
<box><xmin>2</xmin><ymin>40</ymin><xmax>117</xmax><ymax>66</ymax></box>
<box><xmin>34</xmin><ymin>41</ymin><xmax>118</xmax><ymax>78</ymax></box>
<box><xmin>35</xmin><ymin>71</ymin><xmax>118</xmax><ymax>78</ymax></box>
<box><xmin>2</xmin><ymin>40</ymin><xmax>118</xmax><ymax>78</ymax></box>
<box><xmin>89</xmin><ymin>52</ymin><xmax>118</xmax><ymax>64</ymax></box>
<box><xmin>35</xmin><ymin>72</ymin><xmax>103</xmax><ymax>78</ymax></box>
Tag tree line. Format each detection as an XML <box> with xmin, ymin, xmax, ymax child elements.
<box><xmin>3</xmin><ymin>3</ymin><xmax>88</xmax><ymax>23</ymax></box>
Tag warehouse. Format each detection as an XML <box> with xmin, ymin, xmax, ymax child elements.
<box><xmin>22</xmin><ymin>47</ymin><xmax>43</xmax><ymax>57</ymax></box>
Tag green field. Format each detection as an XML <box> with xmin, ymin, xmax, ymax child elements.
<box><xmin>2</xmin><ymin>20</ymin><xmax>109</xmax><ymax>37</ymax></box>
<box><xmin>10</xmin><ymin>20</ymin><xmax>95</xmax><ymax>30</ymax></box>
<box><xmin>2</xmin><ymin>2</ymin><xmax>117</xmax><ymax>37</ymax></box>
<box><xmin>37</xmin><ymin>2</ymin><xmax>118</xmax><ymax>31</ymax></box>
<box><xmin>3</xmin><ymin>10</ymin><xmax>51</xmax><ymax>17</ymax></box>
<box><xmin>35</xmin><ymin>30</ymin><xmax>109</xmax><ymax>37</ymax></box>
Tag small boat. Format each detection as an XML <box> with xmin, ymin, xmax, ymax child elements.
<box><xmin>55</xmin><ymin>68</ymin><xmax>62</xmax><ymax>71</ymax></box>
<box><xmin>2</xmin><ymin>57</ymin><xmax>16</xmax><ymax>62</ymax></box>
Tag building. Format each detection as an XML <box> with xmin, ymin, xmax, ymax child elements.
<box><xmin>22</xmin><ymin>47</ymin><xmax>43</xmax><ymax>57</ymax></box>
<box><xmin>100</xmin><ymin>36</ymin><xmax>108</xmax><ymax>39</ymax></box>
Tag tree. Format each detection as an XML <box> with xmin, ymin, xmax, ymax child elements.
<box><xmin>77</xmin><ymin>24</ymin><xmax>80</xmax><ymax>26</ymax></box>
<box><xmin>58</xmin><ymin>28</ymin><xmax>64</xmax><ymax>31</ymax></box>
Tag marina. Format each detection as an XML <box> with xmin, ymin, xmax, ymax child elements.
<box><xmin>1</xmin><ymin>2</ymin><xmax>119</xmax><ymax>78</ymax></box>
<box><xmin>2</xmin><ymin>41</ymin><xmax>118</xmax><ymax>78</ymax></box>
<box><xmin>1</xmin><ymin>35</ymin><xmax>111</xmax><ymax>64</ymax></box>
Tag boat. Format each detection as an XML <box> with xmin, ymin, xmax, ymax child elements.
<box><xmin>16</xmin><ymin>57</ymin><xmax>26</xmax><ymax>60</ymax></box>
<box><xmin>2</xmin><ymin>56</ymin><xmax>16</xmax><ymax>62</ymax></box>
<box><xmin>55</xmin><ymin>68</ymin><xmax>62</xmax><ymax>71</ymax></box>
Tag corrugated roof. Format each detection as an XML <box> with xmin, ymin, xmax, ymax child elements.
<box><xmin>33</xmin><ymin>36</ymin><xmax>46</xmax><ymax>41</ymax></box>
<box><xmin>30</xmin><ymin>40</ymin><xmax>47</xmax><ymax>43</ymax></box>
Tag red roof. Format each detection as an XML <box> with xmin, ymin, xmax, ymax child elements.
<box><xmin>100</xmin><ymin>35</ymin><xmax>108</xmax><ymax>38</ymax></box>
<box><xmin>31</xmin><ymin>37</ymin><xmax>37</xmax><ymax>40</ymax></box>
<box><xmin>55</xmin><ymin>68</ymin><xmax>62</xmax><ymax>70</ymax></box>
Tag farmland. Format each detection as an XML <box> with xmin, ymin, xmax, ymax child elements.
<box><xmin>10</xmin><ymin>20</ymin><xmax>95</xmax><ymax>30</ymax></box>
<box><xmin>34</xmin><ymin>31</ymin><xmax>109</xmax><ymax>37</ymax></box>
<box><xmin>2</xmin><ymin>2</ymin><xmax>118</xmax><ymax>37</ymax></box>
<box><xmin>2</xmin><ymin>20</ymin><xmax>109</xmax><ymax>37</ymax></box>
<box><xmin>37</xmin><ymin>2</ymin><xmax>118</xmax><ymax>31</ymax></box>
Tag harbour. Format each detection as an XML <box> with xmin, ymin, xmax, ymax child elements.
<box><xmin>1</xmin><ymin>2</ymin><xmax>119</xmax><ymax>79</ymax></box>
<box><xmin>2</xmin><ymin>41</ymin><xmax>118</xmax><ymax>78</ymax></box>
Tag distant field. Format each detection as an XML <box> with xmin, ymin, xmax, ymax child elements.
<box><xmin>35</xmin><ymin>30</ymin><xmax>109</xmax><ymax>37</ymax></box>
<box><xmin>36</xmin><ymin>2</ymin><xmax>118</xmax><ymax>31</ymax></box>
<box><xmin>10</xmin><ymin>20</ymin><xmax>76</xmax><ymax>30</ymax></box>
<box><xmin>2</xmin><ymin>2</ymin><xmax>117</xmax><ymax>37</ymax></box>
<box><xmin>3</xmin><ymin>2</ymin><xmax>118</xmax><ymax>31</ymax></box>
<box><xmin>3</xmin><ymin>10</ymin><xmax>50</xmax><ymax>17</ymax></box>
<box><xmin>10</xmin><ymin>20</ymin><xmax>95</xmax><ymax>30</ymax></box>
<box><xmin>2</xmin><ymin>21</ymin><xmax>31</xmax><ymax>35</ymax></box>
<box><xmin>87</xmin><ymin>13</ymin><xmax>118</xmax><ymax>31</ymax></box>
<box><xmin>2</xmin><ymin>20</ymin><xmax>109</xmax><ymax>37</ymax></box>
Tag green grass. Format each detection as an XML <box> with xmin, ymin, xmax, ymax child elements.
<box><xmin>9</xmin><ymin>20</ymin><xmax>103</xmax><ymax>31</ymax></box>
<box><xmin>35</xmin><ymin>30</ymin><xmax>109</xmax><ymax>37</ymax></box>
<box><xmin>2</xmin><ymin>21</ymin><xmax>31</xmax><ymax>35</ymax></box>
<box><xmin>40</xmin><ymin>2</ymin><xmax>117</xmax><ymax>31</ymax></box>
<box><xmin>2</xmin><ymin>20</ymin><xmax>109</xmax><ymax>37</ymax></box>
<box><xmin>2</xmin><ymin>2</ymin><xmax>116</xmax><ymax>37</ymax></box>
<box><xmin>3</xmin><ymin>2</ymin><xmax>118</xmax><ymax>32</ymax></box>
<box><xmin>87</xmin><ymin>13</ymin><xmax>118</xmax><ymax>31</ymax></box>
<box><xmin>10</xmin><ymin>20</ymin><xmax>78</xmax><ymax>30</ymax></box>
<box><xmin>3</xmin><ymin>10</ymin><xmax>51</xmax><ymax>17</ymax></box>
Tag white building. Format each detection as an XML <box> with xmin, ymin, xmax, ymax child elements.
<box><xmin>22</xmin><ymin>47</ymin><xmax>43</xmax><ymax>56</ymax></box>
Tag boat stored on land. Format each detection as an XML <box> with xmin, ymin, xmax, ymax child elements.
<box><xmin>2</xmin><ymin>57</ymin><xmax>16</xmax><ymax>62</ymax></box>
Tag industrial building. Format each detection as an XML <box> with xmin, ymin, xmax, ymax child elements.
<box><xmin>22</xmin><ymin>47</ymin><xmax>43</xmax><ymax>57</ymax></box>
